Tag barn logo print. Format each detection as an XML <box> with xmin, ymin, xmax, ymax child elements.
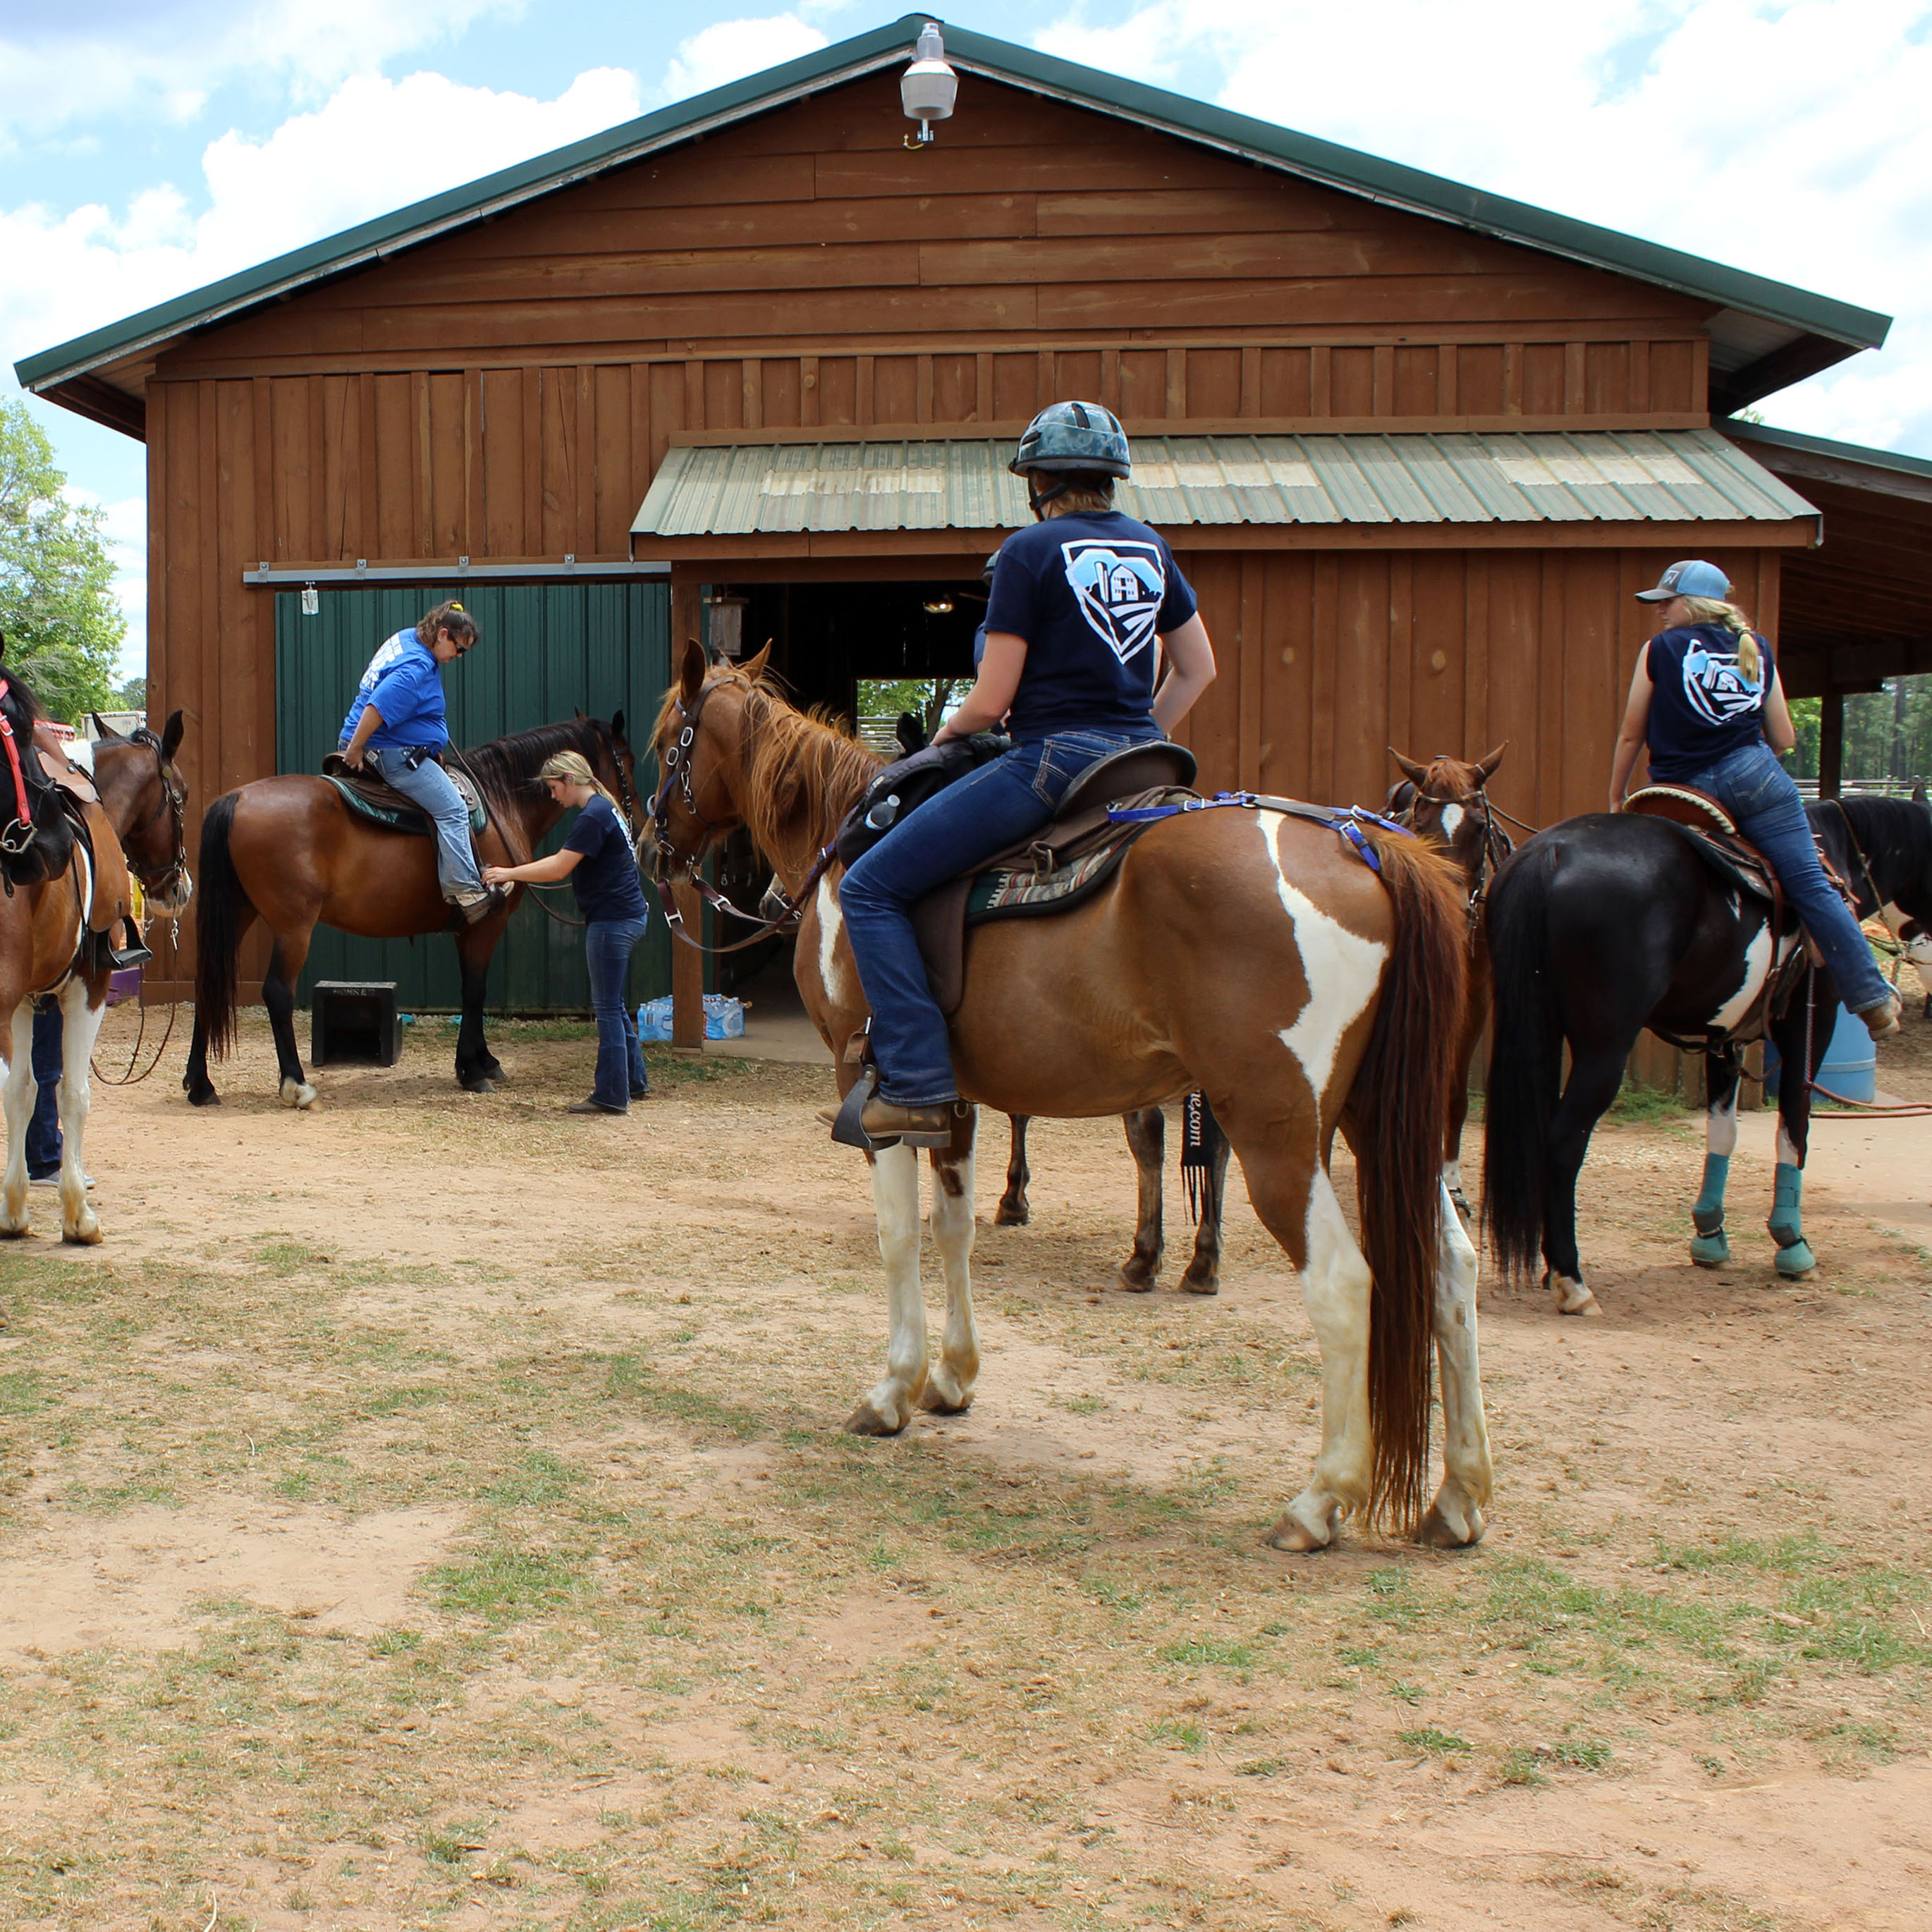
<box><xmin>1680</xmin><ymin>637</ymin><xmax>1765</xmax><ymax>727</ymax></box>
<box><xmin>1060</xmin><ymin>540</ymin><xmax>1167</xmax><ymax>664</ymax></box>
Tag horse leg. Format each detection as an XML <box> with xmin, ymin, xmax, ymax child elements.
<box><xmin>1541</xmin><ymin>1045</ymin><xmax>1625</xmax><ymax>1315</ymax></box>
<box><xmin>919</xmin><ymin>1112</ymin><xmax>979</xmax><ymax>1413</ymax></box>
<box><xmin>454</xmin><ymin>929</ymin><xmax>503</xmax><ymax>1092</ymax></box>
<box><xmin>845</xmin><ymin>1141</ymin><xmax>931</xmax><ymax>1434</ymax></box>
<box><xmin>1119</xmin><ymin>1106</ymin><xmax>1165</xmax><ymax>1291</ymax></box>
<box><xmin>993</xmin><ymin>1115</ymin><xmax>1029</xmax><ymax>1224</ymax></box>
<box><xmin>0</xmin><ymin>999</ymin><xmax>35</xmax><ymax>1237</ymax></box>
<box><xmin>1179</xmin><ymin>1108</ymin><xmax>1231</xmax><ymax>1296</ymax></box>
<box><xmin>183</xmin><ymin>1010</ymin><xmax>219</xmax><ymax>1107</ymax></box>
<box><xmin>1419</xmin><ymin>1181</ymin><xmax>1492</xmax><ymax>1546</ymax></box>
<box><xmin>1690</xmin><ymin>1047</ymin><xmax>1740</xmax><ymax>1268</ymax></box>
<box><xmin>1766</xmin><ymin>977</ymin><xmax>1821</xmax><ymax>1278</ymax></box>
<box><xmin>54</xmin><ymin>981</ymin><xmax>105</xmax><ymax>1245</ymax></box>
<box><xmin>263</xmin><ymin>939</ymin><xmax>316</xmax><ymax>1108</ymax></box>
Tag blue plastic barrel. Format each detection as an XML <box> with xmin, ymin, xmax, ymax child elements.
<box><xmin>1762</xmin><ymin>1001</ymin><xmax>1877</xmax><ymax>1103</ymax></box>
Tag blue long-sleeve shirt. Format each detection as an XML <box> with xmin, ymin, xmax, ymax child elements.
<box><xmin>338</xmin><ymin>634</ymin><xmax>450</xmax><ymax>752</ymax></box>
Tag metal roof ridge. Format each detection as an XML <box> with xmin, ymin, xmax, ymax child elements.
<box><xmin>1721</xmin><ymin>417</ymin><xmax>1932</xmax><ymax>483</ymax></box>
<box><xmin>14</xmin><ymin>11</ymin><xmax>1890</xmax><ymax>401</ymax></box>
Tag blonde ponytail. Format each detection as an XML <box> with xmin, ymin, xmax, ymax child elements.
<box><xmin>1679</xmin><ymin>595</ymin><xmax>1762</xmax><ymax>687</ymax></box>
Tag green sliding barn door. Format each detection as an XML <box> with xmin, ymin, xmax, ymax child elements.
<box><xmin>274</xmin><ymin>581</ymin><xmax>672</xmax><ymax>1013</ymax></box>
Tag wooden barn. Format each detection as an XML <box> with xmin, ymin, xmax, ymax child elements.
<box><xmin>17</xmin><ymin>14</ymin><xmax>1916</xmax><ymax>1043</ymax></box>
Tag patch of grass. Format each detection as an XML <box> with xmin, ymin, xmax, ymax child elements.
<box><xmin>1149</xmin><ymin>1718</ymin><xmax>1204</xmax><ymax>1751</ymax></box>
<box><xmin>1498</xmin><ymin>1748</ymin><xmax>1548</xmax><ymax>1787</ymax></box>
<box><xmin>427</xmin><ymin>1546</ymin><xmax>583</xmax><ymax>1624</ymax></box>
<box><xmin>1608</xmin><ymin>1077</ymin><xmax>1690</xmax><ymax>1125</ymax></box>
<box><xmin>62</xmin><ymin>1476</ymin><xmax>178</xmax><ymax>1513</ymax></box>
<box><xmin>1159</xmin><ymin>1638</ymin><xmax>1255</xmax><ymax>1670</ymax></box>
<box><xmin>484</xmin><ymin>1449</ymin><xmax>587</xmax><ymax>1508</ymax></box>
<box><xmin>0</xmin><ymin>1369</ymin><xmax>50</xmax><ymax>1415</ymax></box>
<box><xmin>603</xmin><ymin>1354</ymin><xmax>764</xmax><ymax>1439</ymax></box>
<box><xmin>1398</xmin><ymin>1727</ymin><xmax>1470</xmax><ymax>1756</ymax></box>
<box><xmin>368</xmin><ymin>1628</ymin><xmax>422</xmax><ymax>1656</ymax></box>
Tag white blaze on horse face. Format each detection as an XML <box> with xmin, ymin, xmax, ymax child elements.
<box><xmin>816</xmin><ymin>876</ymin><xmax>851</xmax><ymax>1010</ymax></box>
<box><xmin>1439</xmin><ymin>802</ymin><xmax>1465</xmax><ymax>842</ymax></box>
<box><xmin>1259</xmin><ymin>814</ymin><xmax>1387</xmax><ymax>1101</ymax></box>
<box><xmin>1706</xmin><ymin>1082</ymin><xmax>1740</xmax><ymax>1157</ymax></box>
<box><xmin>1707</xmin><ymin>922</ymin><xmax>1774</xmax><ymax>1036</ymax></box>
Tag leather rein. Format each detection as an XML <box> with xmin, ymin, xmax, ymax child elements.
<box><xmin>646</xmin><ymin>678</ymin><xmax>837</xmax><ymax>956</ymax></box>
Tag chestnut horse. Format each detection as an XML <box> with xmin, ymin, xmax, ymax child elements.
<box><xmin>1385</xmin><ymin>745</ymin><xmax>1510</xmax><ymax>1217</ymax></box>
<box><xmin>0</xmin><ymin>702</ymin><xmax>191</xmax><ymax>1245</ymax></box>
<box><xmin>647</xmin><ymin>644</ymin><xmax>1492</xmax><ymax>1551</ymax></box>
<box><xmin>183</xmin><ymin>716</ymin><xmax>639</xmax><ymax>1106</ymax></box>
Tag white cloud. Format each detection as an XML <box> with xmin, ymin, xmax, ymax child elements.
<box><xmin>659</xmin><ymin>13</ymin><xmax>829</xmax><ymax>103</ymax></box>
<box><xmin>0</xmin><ymin>0</ymin><xmax>527</xmax><ymax>142</ymax></box>
<box><xmin>1035</xmin><ymin>0</ymin><xmax>1932</xmax><ymax>456</ymax></box>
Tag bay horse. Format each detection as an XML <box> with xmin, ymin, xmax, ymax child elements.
<box><xmin>648</xmin><ymin>642</ymin><xmax>1491</xmax><ymax>1551</ymax></box>
<box><xmin>1385</xmin><ymin>745</ymin><xmax>1510</xmax><ymax>1218</ymax></box>
<box><xmin>183</xmin><ymin>716</ymin><xmax>639</xmax><ymax>1106</ymax></box>
<box><xmin>1479</xmin><ymin>795</ymin><xmax>1932</xmax><ymax>1311</ymax></box>
<box><xmin>0</xmin><ymin>695</ymin><xmax>191</xmax><ymax>1245</ymax></box>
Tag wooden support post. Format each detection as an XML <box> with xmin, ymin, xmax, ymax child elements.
<box><xmin>671</xmin><ymin>881</ymin><xmax>705</xmax><ymax>1054</ymax></box>
<box><xmin>1819</xmin><ymin>688</ymin><xmax>1844</xmax><ymax>800</ymax></box>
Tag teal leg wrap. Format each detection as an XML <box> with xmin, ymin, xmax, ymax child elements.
<box><xmin>1689</xmin><ymin>1152</ymin><xmax>1730</xmax><ymax>1266</ymax></box>
<box><xmin>1768</xmin><ymin>1162</ymin><xmax>1815</xmax><ymax>1277</ymax></box>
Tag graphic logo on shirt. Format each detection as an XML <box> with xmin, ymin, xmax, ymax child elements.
<box><xmin>1680</xmin><ymin>637</ymin><xmax>1764</xmax><ymax>727</ymax></box>
<box><xmin>1060</xmin><ymin>539</ymin><xmax>1166</xmax><ymax>664</ymax></box>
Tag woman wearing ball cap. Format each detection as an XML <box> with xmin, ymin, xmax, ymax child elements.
<box><xmin>1608</xmin><ymin>558</ymin><xmax>1900</xmax><ymax>1039</ymax></box>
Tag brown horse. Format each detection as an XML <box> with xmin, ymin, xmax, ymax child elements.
<box><xmin>183</xmin><ymin>716</ymin><xmax>639</xmax><ymax>1106</ymax></box>
<box><xmin>1</xmin><ymin>705</ymin><xmax>191</xmax><ymax>1245</ymax></box>
<box><xmin>647</xmin><ymin>643</ymin><xmax>1493</xmax><ymax>1551</ymax></box>
<box><xmin>1386</xmin><ymin>745</ymin><xmax>1510</xmax><ymax>1217</ymax></box>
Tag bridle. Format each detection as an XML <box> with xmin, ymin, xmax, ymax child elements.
<box><xmin>122</xmin><ymin>726</ymin><xmax>192</xmax><ymax>905</ymax></box>
<box><xmin>647</xmin><ymin>675</ymin><xmax>839</xmax><ymax>954</ymax></box>
<box><xmin>1398</xmin><ymin>777</ymin><xmax>1525</xmax><ymax>925</ymax></box>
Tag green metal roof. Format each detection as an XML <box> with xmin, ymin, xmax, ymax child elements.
<box><xmin>632</xmin><ymin>429</ymin><xmax>1817</xmax><ymax>537</ymax></box>
<box><xmin>15</xmin><ymin>13</ymin><xmax>1890</xmax><ymax>416</ymax></box>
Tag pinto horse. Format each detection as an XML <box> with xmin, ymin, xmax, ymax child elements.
<box><xmin>183</xmin><ymin>716</ymin><xmax>639</xmax><ymax>1106</ymax></box>
<box><xmin>1384</xmin><ymin>745</ymin><xmax>1510</xmax><ymax>1218</ymax></box>
<box><xmin>0</xmin><ymin>699</ymin><xmax>191</xmax><ymax>1245</ymax></box>
<box><xmin>1479</xmin><ymin>796</ymin><xmax>1912</xmax><ymax>1311</ymax></box>
<box><xmin>647</xmin><ymin>643</ymin><xmax>1491</xmax><ymax>1551</ymax></box>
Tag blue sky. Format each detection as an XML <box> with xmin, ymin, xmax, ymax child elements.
<box><xmin>4</xmin><ymin>0</ymin><xmax>1928</xmax><ymax>679</ymax></box>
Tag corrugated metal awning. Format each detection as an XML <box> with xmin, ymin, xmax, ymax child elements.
<box><xmin>632</xmin><ymin>428</ymin><xmax>1817</xmax><ymax>537</ymax></box>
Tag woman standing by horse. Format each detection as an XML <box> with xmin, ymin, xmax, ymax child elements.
<box><xmin>483</xmin><ymin>750</ymin><xmax>652</xmax><ymax>1114</ymax></box>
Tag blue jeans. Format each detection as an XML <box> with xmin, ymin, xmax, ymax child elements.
<box><xmin>841</xmin><ymin>728</ymin><xmax>1157</xmax><ymax>1104</ymax></box>
<box><xmin>1683</xmin><ymin>741</ymin><xmax>1892</xmax><ymax>1013</ymax></box>
<box><xmin>585</xmin><ymin>915</ymin><xmax>650</xmax><ymax>1108</ymax></box>
<box><xmin>365</xmin><ymin>747</ymin><xmax>484</xmax><ymax>900</ymax></box>
<box><xmin>27</xmin><ymin>996</ymin><xmax>61</xmax><ymax>1179</ymax></box>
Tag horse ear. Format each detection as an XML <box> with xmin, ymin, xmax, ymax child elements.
<box><xmin>90</xmin><ymin>711</ymin><xmax>123</xmax><ymax>742</ymax></box>
<box><xmin>1390</xmin><ymin>747</ymin><xmax>1429</xmax><ymax>786</ymax></box>
<box><xmin>574</xmin><ymin>707</ymin><xmax>585</xmax><ymax>720</ymax></box>
<box><xmin>1915</xmin><ymin>780</ymin><xmax>1928</xmax><ymax>808</ymax></box>
<box><xmin>611</xmin><ymin>707</ymin><xmax>628</xmax><ymax>745</ymax></box>
<box><xmin>1475</xmin><ymin>740</ymin><xmax>1508</xmax><ymax>781</ymax></box>
<box><xmin>741</xmin><ymin>640</ymin><xmax>772</xmax><ymax>681</ymax></box>
<box><xmin>161</xmin><ymin>709</ymin><xmax>185</xmax><ymax>760</ymax></box>
<box><xmin>678</xmin><ymin>636</ymin><xmax>707</xmax><ymax>702</ymax></box>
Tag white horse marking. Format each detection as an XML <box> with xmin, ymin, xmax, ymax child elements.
<box><xmin>1707</xmin><ymin>923</ymin><xmax>1774</xmax><ymax>1036</ymax></box>
<box><xmin>1706</xmin><ymin>1082</ymin><xmax>1740</xmax><ymax>1158</ymax></box>
<box><xmin>54</xmin><ymin>975</ymin><xmax>104</xmax><ymax>1242</ymax></box>
<box><xmin>1258</xmin><ymin>814</ymin><xmax>1386</xmax><ymax>1100</ymax></box>
<box><xmin>920</xmin><ymin>1141</ymin><xmax>979</xmax><ymax>1413</ymax></box>
<box><xmin>816</xmin><ymin>876</ymin><xmax>850</xmax><ymax>1010</ymax></box>
<box><xmin>1426</xmin><ymin>1179</ymin><xmax>1491</xmax><ymax>1541</ymax></box>
<box><xmin>1439</xmin><ymin>801</ymin><xmax>1465</xmax><ymax>841</ymax></box>
<box><xmin>1775</xmin><ymin>1122</ymin><xmax>1800</xmax><ymax>1167</ymax></box>
<box><xmin>852</xmin><ymin>1140</ymin><xmax>927</xmax><ymax>1432</ymax></box>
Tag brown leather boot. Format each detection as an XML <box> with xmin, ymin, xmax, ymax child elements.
<box><xmin>1859</xmin><ymin>992</ymin><xmax>1902</xmax><ymax>1040</ymax></box>
<box><xmin>860</xmin><ymin>1094</ymin><xmax>964</xmax><ymax>1147</ymax></box>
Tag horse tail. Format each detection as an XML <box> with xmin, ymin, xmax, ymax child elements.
<box><xmin>193</xmin><ymin>793</ymin><xmax>249</xmax><ymax>1059</ymax></box>
<box><xmin>1481</xmin><ymin>838</ymin><xmax>1560</xmax><ymax>1282</ymax></box>
<box><xmin>1346</xmin><ymin>830</ymin><xmax>1467</xmax><ymax>1535</ymax></box>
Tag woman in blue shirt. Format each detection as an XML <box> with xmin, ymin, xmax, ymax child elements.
<box><xmin>338</xmin><ymin>600</ymin><xmax>498</xmax><ymax>922</ymax></box>
<box><xmin>484</xmin><ymin>751</ymin><xmax>653</xmax><ymax>1112</ymax></box>
<box><xmin>839</xmin><ymin>402</ymin><xmax>1218</xmax><ymax>1144</ymax></box>
<box><xmin>1608</xmin><ymin>558</ymin><xmax>1898</xmax><ymax>1038</ymax></box>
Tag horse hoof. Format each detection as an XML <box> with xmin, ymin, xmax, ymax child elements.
<box><xmin>1417</xmin><ymin>1498</ymin><xmax>1486</xmax><ymax>1549</ymax></box>
<box><xmin>1117</xmin><ymin>1259</ymin><xmax>1159</xmax><ymax>1293</ymax></box>
<box><xmin>1179</xmin><ymin>1268</ymin><xmax>1221</xmax><ymax>1297</ymax></box>
<box><xmin>843</xmin><ymin>1401</ymin><xmax>906</xmax><ymax>1436</ymax></box>
<box><xmin>1264</xmin><ymin>1512</ymin><xmax>1335</xmax><ymax>1553</ymax></box>
<box><xmin>63</xmin><ymin>1221</ymin><xmax>102</xmax><ymax>1247</ymax></box>
<box><xmin>993</xmin><ymin>1201</ymin><xmax>1029</xmax><ymax>1227</ymax></box>
<box><xmin>917</xmin><ymin>1378</ymin><xmax>973</xmax><ymax>1416</ymax></box>
<box><xmin>1689</xmin><ymin>1232</ymin><xmax>1730</xmax><ymax>1268</ymax></box>
<box><xmin>279</xmin><ymin>1079</ymin><xmax>317</xmax><ymax>1110</ymax></box>
<box><xmin>461</xmin><ymin>1078</ymin><xmax>497</xmax><ymax>1095</ymax></box>
<box><xmin>185</xmin><ymin>1083</ymin><xmax>219</xmax><ymax>1107</ymax></box>
<box><xmin>1544</xmin><ymin>1271</ymin><xmax>1598</xmax><ymax>1316</ymax></box>
<box><xmin>1774</xmin><ymin>1240</ymin><xmax>1816</xmax><ymax>1279</ymax></box>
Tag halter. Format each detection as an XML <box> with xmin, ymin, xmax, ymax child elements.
<box><xmin>1396</xmin><ymin>777</ymin><xmax>1521</xmax><ymax>924</ymax></box>
<box><xmin>123</xmin><ymin>725</ymin><xmax>191</xmax><ymax>903</ymax></box>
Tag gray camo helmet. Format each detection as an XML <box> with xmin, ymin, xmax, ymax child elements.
<box><xmin>1010</xmin><ymin>401</ymin><xmax>1132</xmax><ymax>479</ymax></box>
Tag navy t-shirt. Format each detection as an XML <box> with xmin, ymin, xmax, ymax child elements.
<box><xmin>982</xmin><ymin>510</ymin><xmax>1197</xmax><ymax>742</ymax></box>
<box><xmin>562</xmin><ymin>793</ymin><xmax>648</xmax><ymax>922</ymax></box>
<box><xmin>1643</xmin><ymin>623</ymin><xmax>1775</xmax><ymax>782</ymax></box>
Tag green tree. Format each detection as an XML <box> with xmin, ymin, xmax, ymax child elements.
<box><xmin>0</xmin><ymin>398</ymin><xmax>126</xmax><ymax>725</ymax></box>
<box><xmin>112</xmin><ymin>674</ymin><xmax>147</xmax><ymax>711</ymax></box>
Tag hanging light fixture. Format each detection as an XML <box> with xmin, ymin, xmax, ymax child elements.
<box><xmin>900</xmin><ymin>22</ymin><xmax>957</xmax><ymax>147</ymax></box>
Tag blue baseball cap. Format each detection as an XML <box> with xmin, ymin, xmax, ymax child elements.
<box><xmin>1634</xmin><ymin>558</ymin><xmax>1730</xmax><ymax>602</ymax></box>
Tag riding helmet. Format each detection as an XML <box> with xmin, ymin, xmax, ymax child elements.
<box><xmin>1010</xmin><ymin>401</ymin><xmax>1132</xmax><ymax>479</ymax></box>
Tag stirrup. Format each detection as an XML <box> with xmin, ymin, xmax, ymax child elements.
<box><xmin>831</xmin><ymin>1067</ymin><xmax>892</xmax><ymax>1152</ymax></box>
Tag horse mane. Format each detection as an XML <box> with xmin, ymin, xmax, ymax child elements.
<box><xmin>1835</xmin><ymin>792</ymin><xmax>1932</xmax><ymax>887</ymax></box>
<box><xmin>656</xmin><ymin>663</ymin><xmax>881</xmax><ymax>869</ymax></box>
<box><xmin>461</xmin><ymin>717</ymin><xmax>611</xmax><ymax>817</ymax></box>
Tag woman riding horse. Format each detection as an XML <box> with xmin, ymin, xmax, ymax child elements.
<box><xmin>1608</xmin><ymin>558</ymin><xmax>1898</xmax><ymax>1037</ymax></box>
<box><xmin>838</xmin><ymin>402</ymin><xmax>1218</xmax><ymax>1146</ymax></box>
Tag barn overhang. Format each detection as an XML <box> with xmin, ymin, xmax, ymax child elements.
<box><xmin>630</xmin><ymin>427</ymin><xmax>1819</xmax><ymax>557</ymax></box>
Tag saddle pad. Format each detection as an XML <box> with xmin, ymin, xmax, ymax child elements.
<box><xmin>324</xmin><ymin>768</ymin><xmax>485</xmax><ymax>837</ymax></box>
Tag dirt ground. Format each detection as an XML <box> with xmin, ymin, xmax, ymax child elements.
<box><xmin>1</xmin><ymin>1000</ymin><xmax>1929</xmax><ymax>1932</ymax></box>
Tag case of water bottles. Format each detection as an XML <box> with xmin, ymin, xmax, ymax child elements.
<box><xmin>636</xmin><ymin>993</ymin><xmax>746</xmax><ymax>1041</ymax></box>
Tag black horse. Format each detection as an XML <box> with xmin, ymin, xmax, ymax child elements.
<box><xmin>1483</xmin><ymin>795</ymin><xmax>1930</xmax><ymax>1313</ymax></box>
